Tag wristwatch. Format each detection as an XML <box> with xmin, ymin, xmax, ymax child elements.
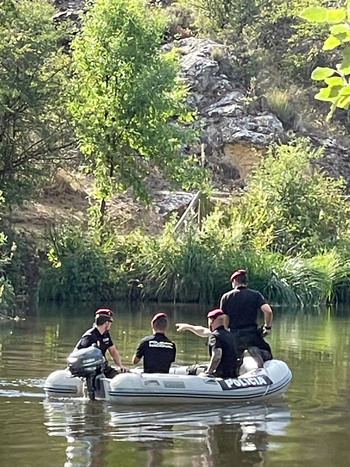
<box><xmin>264</xmin><ymin>325</ymin><xmax>272</xmax><ymax>330</ymax></box>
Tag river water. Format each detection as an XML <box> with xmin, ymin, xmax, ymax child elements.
<box><xmin>0</xmin><ymin>302</ymin><xmax>349</xmax><ymax>467</ymax></box>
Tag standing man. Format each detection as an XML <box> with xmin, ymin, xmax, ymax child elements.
<box><xmin>132</xmin><ymin>312</ymin><xmax>176</xmax><ymax>373</ymax></box>
<box><xmin>220</xmin><ymin>269</ymin><xmax>273</xmax><ymax>362</ymax></box>
<box><xmin>75</xmin><ymin>307</ymin><xmax>128</xmax><ymax>378</ymax></box>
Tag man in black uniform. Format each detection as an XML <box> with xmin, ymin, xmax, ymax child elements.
<box><xmin>205</xmin><ymin>309</ymin><xmax>240</xmax><ymax>378</ymax></box>
<box><xmin>132</xmin><ymin>312</ymin><xmax>176</xmax><ymax>373</ymax></box>
<box><xmin>220</xmin><ymin>269</ymin><xmax>273</xmax><ymax>363</ymax></box>
<box><xmin>76</xmin><ymin>308</ymin><xmax>128</xmax><ymax>378</ymax></box>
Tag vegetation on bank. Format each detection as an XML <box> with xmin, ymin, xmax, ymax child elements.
<box><xmin>38</xmin><ymin>140</ymin><xmax>350</xmax><ymax>307</ymax></box>
<box><xmin>2</xmin><ymin>0</ymin><xmax>350</xmax><ymax>313</ymax></box>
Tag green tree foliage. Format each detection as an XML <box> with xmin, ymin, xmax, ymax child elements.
<box><xmin>181</xmin><ymin>0</ymin><xmax>259</xmax><ymax>34</ymax></box>
<box><xmin>0</xmin><ymin>0</ymin><xmax>74</xmax><ymax>203</ymax></box>
<box><xmin>300</xmin><ymin>0</ymin><xmax>350</xmax><ymax>118</ymax></box>
<box><xmin>178</xmin><ymin>0</ymin><xmax>343</xmax><ymax>86</ymax></box>
<box><xmin>39</xmin><ymin>226</ymin><xmax>115</xmax><ymax>302</ymax></box>
<box><xmin>233</xmin><ymin>140</ymin><xmax>350</xmax><ymax>254</ymax></box>
<box><xmin>39</xmin><ymin>178</ymin><xmax>350</xmax><ymax>306</ymax></box>
<box><xmin>0</xmin><ymin>191</ymin><xmax>15</xmax><ymax>313</ymax></box>
<box><xmin>70</xmin><ymin>0</ymin><xmax>197</xmax><ymax>223</ymax></box>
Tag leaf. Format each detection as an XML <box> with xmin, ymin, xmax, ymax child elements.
<box><xmin>315</xmin><ymin>85</ymin><xmax>342</xmax><ymax>102</ymax></box>
<box><xmin>324</xmin><ymin>76</ymin><xmax>344</xmax><ymax>86</ymax></box>
<box><xmin>299</xmin><ymin>7</ymin><xmax>328</xmax><ymax>22</ymax></box>
<box><xmin>323</xmin><ymin>35</ymin><xmax>342</xmax><ymax>50</ymax></box>
<box><xmin>326</xmin><ymin>9</ymin><xmax>346</xmax><ymax>23</ymax></box>
<box><xmin>339</xmin><ymin>84</ymin><xmax>350</xmax><ymax>95</ymax></box>
<box><xmin>338</xmin><ymin>47</ymin><xmax>350</xmax><ymax>74</ymax></box>
<box><xmin>336</xmin><ymin>95</ymin><xmax>350</xmax><ymax>108</ymax></box>
<box><xmin>330</xmin><ymin>24</ymin><xmax>350</xmax><ymax>35</ymax></box>
<box><xmin>311</xmin><ymin>67</ymin><xmax>335</xmax><ymax>80</ymax></box>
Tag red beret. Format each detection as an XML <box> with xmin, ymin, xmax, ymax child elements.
<box><xmin>230</xmin><ymin>269</ymin><xmax>246</xmax><ymax>282</ymax></box>
<box><xmin>151</xmin><ymin>312</ymin><xmax>167</xmax><ymax>324</ymax></box>
<box><xmin>95</xmin><ymin>308</ymin><xmax>114</xmax><ymax>322</ymax></box>
<box><xmin>207</xmin><ymin>308</ymin><xmax>224</xmax><ymax>319</ymax></box>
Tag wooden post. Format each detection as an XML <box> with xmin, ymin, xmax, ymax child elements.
<box><xmin>174</xmin><ymin>191</ymin><xmax>201</xmax><ymax>233</ymax></box>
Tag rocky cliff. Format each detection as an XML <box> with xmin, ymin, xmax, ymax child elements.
<box><xmin>7</xmin><ymin>1</ymin><xmax>350</xmax><ymax>239</ymax></box>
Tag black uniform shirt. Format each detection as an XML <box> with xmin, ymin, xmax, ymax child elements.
<box><xmin>208</xmin><ymin>326</ymin><xmax>239</xmax><ymax>378</ymax></box>
<box><xmin>135</xmin><ymin>332</ymin><xmax>176</xmax><ymax>373</ymax></box>
<box><xmin>220</xmin><ymin>286</ymin><xmax>267</xmax><ymax>331</ymax></box>
<box><xmin>76</xmin><ymin>326</ymin><xmax>114</xmax><ymax>357</ymax></box>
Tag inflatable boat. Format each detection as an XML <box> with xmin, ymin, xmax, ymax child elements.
<box><xmin>44</xmin><ymin>347</ymin><xmax>292</xmax><ymax>405</ymax></box>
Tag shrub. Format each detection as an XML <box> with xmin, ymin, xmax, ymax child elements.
<box><xmin>39</xmin><ymin>226</ymin><xmax>115</xmax><ymax>302</ymax></box>
<box><xmin>235</xmin><ymin>139</ymin><xmax>350</xmax><ymax>255</ymax></box>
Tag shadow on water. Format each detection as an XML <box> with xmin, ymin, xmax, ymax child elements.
<box><xmin>43</xmin><ymin>399</ymin><xmax>291</xmax><ymax>467</ymax></box>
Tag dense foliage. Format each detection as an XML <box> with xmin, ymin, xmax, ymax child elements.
<box><xmin>39</xmin><ymin>140</ymin><xmax>350</xmax><ymax>306</ymax></box>
<box><xmin>234</xmin><ymin>140</ymin><xmax>350</xmax><ymax>254</ymax></box>
<box><xmin>2</xmin><ymin>0</ymin><xmax>350</xmax><ymax>308</ymax></box>
<box><xmin>0</xmin><ymin>0</ymin><xmax>75</xmax><ymax>203</ymax></box>
<box><xmin>0</xmin><ymin>192</ymin><xmax>15</xmax><ymax>313</ymax></box>
<box><xmin>70</xmin><ymin>0</ymin><xmax>198</xmax><ymax>224</ymax></box>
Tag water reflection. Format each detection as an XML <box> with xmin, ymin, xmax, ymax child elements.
<box><xmin>44</xmin><ymin>399</ymin><xmax>111</xmax><ymax>467</ymax></box>
<box><xmin>43</xmin><ymin>400</ymin><xmax>290</xmax><ymax>467</ymax></box>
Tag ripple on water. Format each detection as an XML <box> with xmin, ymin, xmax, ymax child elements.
<box><xmin>0</xmin><ymin>377</ymin><xmax>46</xmax><ymax>398</ymax></box>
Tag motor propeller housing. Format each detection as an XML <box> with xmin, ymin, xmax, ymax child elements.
<box><xmin>67</xmin><ymin>346</ymin><xmax>104</xmax><ymax>378</ymax></box>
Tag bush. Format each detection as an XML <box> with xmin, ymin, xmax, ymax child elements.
<box><xmin>235</xmin><ymin>139</ymin><xmax>350</xmax><ymax>255</ymax></box>
<box><xmin>38</xmin><ymin>226</ymin><xmax>115</xmax><ymax>302</ymax></box>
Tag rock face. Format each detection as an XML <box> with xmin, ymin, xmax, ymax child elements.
<box><xmin>174</xmin><ymin>37</ymin><xmax>350</xmax><ymax>192</ymax></box>
<box><xmin>52</xmin><ymin>2</ymin><xmax>350</xmax><ymax>194</ymax></box>
<box><xmin>175</xmin><ymin>38</ymin><xmax>285</xmax><ymax>190</ymax></box>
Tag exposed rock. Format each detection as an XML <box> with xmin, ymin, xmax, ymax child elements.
<box><xmin>155</xmin><ymin>193</ymin><xmax>194</xmax><ymax>219</ymax></box>
<box><xmin>173</xmin><ymin>37</ymin><xmax>285</xmax><ymax>190</ymax></box>
<box><xmin>311</xmin><ymin>135</ymin><xmax>350</xmax><ymax>186</ymax></box>
<box><xmin>9</xmin><ymin>8</ymin><xmax>349</xmax><ymax>240</ymax></box>
<box><xmin>174</xmin><ymin>37</ymin><xmax>350</xmax><ymax>192</ymax></box>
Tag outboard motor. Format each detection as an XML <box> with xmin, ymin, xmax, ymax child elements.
<box><xmin>67</xmin><ymin>347</ymin><xmax>104</xmax><ymax>400</ymax></box>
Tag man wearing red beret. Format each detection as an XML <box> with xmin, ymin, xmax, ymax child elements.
<box><xmin>220</xmin><ymin>269</ymin><xmax>273</xmax><ymax>363</ymax></box>
<box><xmin>205</xmin><ymin>309</ymin><xmax>240</xmax><ymax>377</ymax></box>
<box><xmin>75</xmin><ymin>308</ymin><xmax>128</xmax><ymax>378</ymax></box>
<box><xmin>176</xmin><ymin>309</ymin><xmax>240</xmax><ymax>377</ymax></box>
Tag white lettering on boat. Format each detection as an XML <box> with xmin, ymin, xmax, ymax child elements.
<box><xmin>219</xmin><ymin>375</ymin><xmax>273</xmax><ymax>390</ymax></box>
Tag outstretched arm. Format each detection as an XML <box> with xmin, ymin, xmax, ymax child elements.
<box><xmin>175</xmin><ymin>323</ymin><xmax>211</xmax><ymax>338</ymax></box>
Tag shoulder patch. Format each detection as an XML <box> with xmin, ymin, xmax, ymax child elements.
<box><xmin>208</xmin><ymin>336</ymin><xmax>217</xmax><ymax>346</ymax></box>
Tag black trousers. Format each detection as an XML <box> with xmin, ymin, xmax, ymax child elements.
<box><xmin>231</xmin><ymin>327</ymin><xmax>272</xmax><ymax>360</ymax></box>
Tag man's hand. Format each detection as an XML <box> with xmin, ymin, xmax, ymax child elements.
<box><xmin>175</xmin><ymin>323</ymin><xmax>190</xmax><ymax>332</ymax></box>
<box><xmin>175</xmin><ymin>323</ymin><xmax>211</xmax><ymax>337</ymax></box>
<box><xmin>119</xmin><ymin>366</ymin><xmax>129</xmax><ymax>373</ymax></box>
<box><xmin>261</xmin><ymin>325</ymin><xmax>272</xmax><ymax>337</ymax></box>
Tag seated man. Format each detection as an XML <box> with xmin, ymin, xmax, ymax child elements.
<box><xmin>177</xmin><ymin>309</ymin><xmax>240</xmax><ymax>378</ymax></box>
<box><xmin>132</xmin><ymin>312</ymin><xmax>176</xmax><ymax>373</ymax></box>
<box><xmin>75</xmin><ymin>308</ymin><xmax>128</xmax><ymax>378</ymax></box>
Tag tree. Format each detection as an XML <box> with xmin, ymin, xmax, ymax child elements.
<box><xmin>0</xmin><ymin>0</ymin><xmax>75</xmax><ymax>203</ymax></box>
<box><xmin>0</xmin><ymin>190</ymin><xmax>15</xmax><ymax>312</ymax></box>
<box><xmin>69</xmin><ymin>0</ymin><xmax>196</xmax><ymax>225</ymax></box>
